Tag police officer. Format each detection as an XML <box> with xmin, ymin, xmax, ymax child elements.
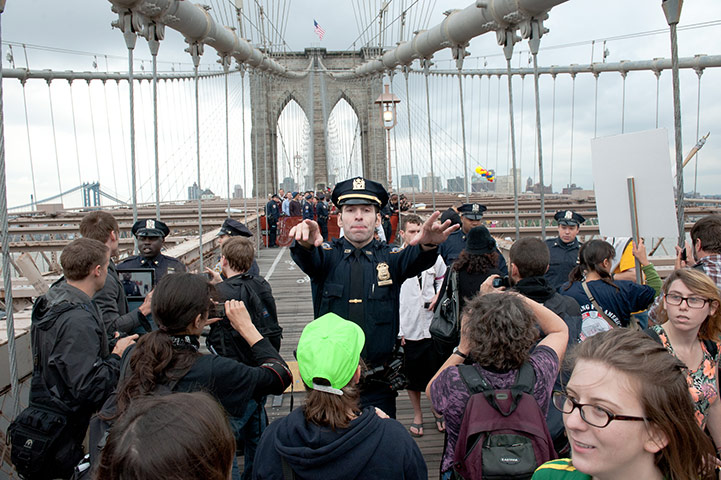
<box><xmin>302</xmin><ymin>193</ymin><xmax>315</xmax><ymax>221</ymax></box>
<box><xmin>206</xmin><ymin>218</ymin><xmax>260</xmax><ymax>280</ymax></box>
<box><xmin>316</xmin><ymin>194</ymin><xmax>329</xmax><ymax>241</ymax></box>
<box><xmin>438</xmin><ymin>203</ymin><xmax>508</xmax><ymax>274</ymax></box>
<box><xmin>545</xmin><ymin>210</ymin><xmax>586</xmax><ymax>290</ymax></box>
<box><xmin>117</xmin><ymin>219</ymin><xmax>187</xmax><ymax>284</ymax></box>
<box><xmin>289</xmin><ymin>177</ymin><xmax>458</xmax><ymax>418</ymax></box>
<box><xmin>266</xmin><ymin>194</ymin><xmax>281</xmax><ymax>248</ymax></box>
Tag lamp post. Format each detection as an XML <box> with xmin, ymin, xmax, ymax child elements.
<box><xmin>375</xmin><ymin>83</ymin><xmax>400</xmax><ymax>189</ymax></box>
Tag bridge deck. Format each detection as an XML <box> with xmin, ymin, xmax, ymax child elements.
<box><xmin>256</xmin><ymin>246</ymin><xmax>444</xmax><ymax>479</ymax></box>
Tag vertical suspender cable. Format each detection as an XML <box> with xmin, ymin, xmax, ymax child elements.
<box><xmin>654</xmin><ymin>71</ymin><xmax>661</xmax><ymax>128</ymax></box>
<box><xmin>593</xmin><ymin>73</ymin><xmax>599</xmax><ymax>138</ymax></box>
<box><xmin>263</xmin><ymin>73</ymin><xmax>268</xmax><ymax>197</ymax></box>
<box><xmin>149</xmin><ymin>25</ymin><xmax>161</xmax><ymax>219</ymax></box>
<box><xmin>240</xmin><ymin>67</ymin><xmax>248</xmax><ymax>225</ymax></box>
<box><xmin>403</xmin><ymin>68</ymin><xmax>416</xmax><ymax>212</ymax></box>
<box><xmin>87</xmin><ymin>81</ymin><xmax>102</xmax><ymax>190</ymax></box>
<box><xmin>120</xmin><ymin>12</ymin><xmax>139</xmax><ymax>239</ymax></box>
<box><xmin>0</xmin><ymin>4</ymin><xmax>22</xmax><ymax>419</ymax></box>
<box><xmin>102</xmin><ymin>81</ymin><xmax>120</xmax><ymax>198</ymax></box>
<box><xmin>485</xmin><ymin>74</ymin><xmax>491</xmax><ymax>168</ymax></box>
<box><xmin>422</xmin><ymin>59</ymin><xmax>436</xmax><ymax>210</ymax></box>
<box><xmin>252</xmin><ymin>72</ymin><xmax>261</xmax><ymax>252</ymax></box>
<box><xmin>191</xmin><ymin>43</ymin><xmax>204</xmax><ymax>269</ymax></box>
<box><xmin>620</xmin><ymin>72</ymin><xmax>627</xmax><ymax>134</ymax></box>
<box><xmin>223</xmin><ymin>59</ymin><xmax>231</xmax><ymax>216</ymax></box>
<box><xmin>569</xmin><ymin>73</ymin><xmax>576</xmax><ymax>188</ymax></box>
<box><xmin>455</xmin><ymin>50</ymin><xmax>469</xmax><ymax>202</ymax></box>
<box><xmin>529</xmin><ymin>21</ymin><xmax>546</xmax><ymax>239</ymax></box>
<box><xmin>502</xmin><ymin>30</ymin><xmax>520</xmax><ymax>240</ymax></box>
<box><xmin>69</xmin><ymin>83</ymin><xmax>84</xmax><ymax>191</ymax></box>
<box><xmin>693</xmin><ymin>69</ymin><xmax>702</xmax><ymax>196</ymax></box>
<box><xmin>495</xmin><ymin>75</ymin><xmax>501</xmax><ymax>176</ymax></box>
<box><xmin>46</xmin><ymin>80</ymin><xmax>64</xmax><ymax>204</ymax></box>
<box><xmin>20</xmin><ymin>80</ymin><xmax>37</xmax><ymax>210</ymax></box>
<box><xmin>662</xmin><ymin>0</ymin><xmax>686</xmax><ymax>248</ymax></box>
<box><xmin>550</xmin><ymin>74</ymin><xmax>556</xmax><ymax>192</ymax></box>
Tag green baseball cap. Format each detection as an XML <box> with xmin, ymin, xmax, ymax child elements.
<box><xmin>296</xmin><ymin>313</ymin><xmax>365</xmax><ymax>396</ymax></box>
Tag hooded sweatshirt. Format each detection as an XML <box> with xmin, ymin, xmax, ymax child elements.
<box><xmin>253</xmin><ymin>406</ymin><xmax>427</xmax><ymax>480</ymax></box>
<box><xmin>30</xmin><ymin>281</ymin><xmax>120</xmax><ymax>424</ymax></box>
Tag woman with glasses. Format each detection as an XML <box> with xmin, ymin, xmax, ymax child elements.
<box><xmin>648</xmin><ymin>268</ymin><xmax>721</xmax><ymax>436</ymax></box>
<box><xmin>533</xmin><ymin>328</ymin><xmax>716</xmax><ymax>480</ymax></box>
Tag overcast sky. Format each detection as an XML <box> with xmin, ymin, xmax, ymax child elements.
<box><xmin>2</xmin><ymin>0</ymin><xmax>721</xmax><ymax>208</ymax></box>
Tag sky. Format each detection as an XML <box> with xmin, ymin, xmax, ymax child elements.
<box><xmin>2</xmin><ymin>0</ymin><xmax>721</xmax><ymax>209</ymax></box>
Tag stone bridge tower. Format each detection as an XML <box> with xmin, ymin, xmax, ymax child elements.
<box><xmin>249</xmin><ymin>48</ymin><xmax>387</xmax><ymax>197</ymax></box>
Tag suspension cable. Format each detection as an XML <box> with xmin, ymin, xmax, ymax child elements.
<box><xmin>455</xmin><ymin>54</ymin><xmax>470</xmax><ymax>201</ymax></box>
<box><xmin>593</xmin><ymin>73</ymin><xmax>599</xmax><ymax>137</ymax></box>
<box><xmin>569</xmin><ymin>73</ymin><xmax>576</xmax><ymax>188</ymax></box>
<box><xmin>0</xmin><ymin>6</ymin><xmax>22</xmax><ymax>420</ymax></box>
<box><xmin>502</xmin><ymin>30</ymin><xmax>520</xmax><ymax>240</ymax></box>
<box><xmin>20</xmin><ymin>79</ymin><xmax>38</xmax><ymax>210</ymax></box>
<box><xmin>693</xmin><ymin>68</ymin><xmax>703</xmax><ymax>195</ymax></box>
<box><xmin>191</xmin><ymin>43</ymin><xmax>204</xmax><ymax>269</ymax></box>
<box><xmin>101</xmin><ymin>80</ymin><xmax>120</xmax><ymax>198</ymax></box>
<box><xmin>620</xmin><ymin>71</ymin><xmax>627</xmax><ymax>133</ymax></box>
<box><xmin>550</xmin><ymin>74</ymin><xmax>556</xmax><ymax>191</ymax></box>
<box><xmin>403</xmin><ymin>68</ymin><xmax>417</xmax><ymax>212</ymax></box>
<box><xmin>530</xmin><ymin>22</ymin><xmax>546</xmax><ymax>239</ymax></box>
<box><xmin>422</xmin><ymin>59</ymin><xmax>436</xmax><ymax>209</ymax></box>
<box><xmin>46</xmin><ymin>80</ymin><xmax>64</xmax><ymax>204</ymax></box>
<box><xmin>86</xmin><ymin>81</ymin><xmax>102</xmax><ymax>188</ymax></box>
<box><xmin>654</xmin><ymin>70</ymin><xmax>661</xmax><ymax>129</ymax></box>
<box><xmin>69</xmin><ymin>82</ymin><xmax>84</xmax><ymax>192</ymax></box>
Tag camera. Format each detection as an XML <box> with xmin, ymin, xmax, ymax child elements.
<box><xmin>213</xmin><ymin>302</ymin><xmax>226</xmax><ymax>318</ymax></box>
<box><xmin>492</xmin><ymin>276</ymin><xmax>511</xmax><ymax>288</ymax></box>
<box><xmin>362</xmin><ymin>347</ymin><xmax>408</xmax><ymax>392</ymax></box>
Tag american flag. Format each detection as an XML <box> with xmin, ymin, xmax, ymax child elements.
<box><xmin>314</xmin><ymin>20</ymin><xmax>325</xmax><ymax>41</ymax></box>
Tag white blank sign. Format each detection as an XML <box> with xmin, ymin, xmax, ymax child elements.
<box><xmin>590</xmin><ymin>129</ymin><xmax>678</xmax><ymax>238</ymax></box>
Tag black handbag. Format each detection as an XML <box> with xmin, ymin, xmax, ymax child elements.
<box><xmin>8</xmin><ymin>405</ymin><xmax>84</xmax><ymax>479</ymax></box>
<box><xmin>429</xmin><ymin>270</ymin><xmax>460</xmax><ymax>347</ymax></box>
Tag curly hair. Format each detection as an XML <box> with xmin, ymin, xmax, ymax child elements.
<box><xmin>453</xmin><ymin>249</ymin><xmax>499</xmax><ymax>275</ymax></box>
<box><xmin>655</xmin><ymin>268</ymin><xmax>721</xmax><ymax>341</ymax></box>
<box><xmin>462</xmin><ymin>293</ymin><xmax>539</xmax><ymax>371</ymax></box>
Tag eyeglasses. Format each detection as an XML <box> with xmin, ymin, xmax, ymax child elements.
<box><xmin>552</xmin><ymin>391</ymin><xmax>648</xmax><ymax>428</ymax></box>
<box><xmin>664</xmin><ymin>293</ymin><xmax>710</xmax><ymax>309</ymax></box>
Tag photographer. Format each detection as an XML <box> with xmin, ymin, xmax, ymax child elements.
<box><xmin>253</xmin><ymin>314</ymin><xmax>427</xmax><ymax>480</ymax></box>
<box><xmin>207</xmin><ymin>236</ymin><xmax>282</xmax><ymax>480</ymax></box>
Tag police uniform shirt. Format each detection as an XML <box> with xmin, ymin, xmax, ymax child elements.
<box><xmin>266</xmin><ymin>200</ymin><xmax>280</xmax><ymax>222</ymax></box>
<box><xmin>290</xmin><ymin>237</ymin><xmax>438</xmax><ymax>366</ymax></box>
<box><xmin>438</xmin><ymin>229</ymin><xmax>508</xmax><ymax>275</ymax></box>
<box><xmin>302</xmin><ymin>202</ymin><xmax>314</xmax><ymax>220</ymax></box>
<box><xmin>544</xmin><ymin>237</ymin><xmax>581</xmax><ymax>290</ymax></box>
<box><xmin>117</xmin><ymin>253</ymin><xmax>187</xmax><ymax>285</ymax></box>
<box><xmin>316</xmin><ymin>201</ymin><xmax>329</xmax><ymax>222</ymax></box>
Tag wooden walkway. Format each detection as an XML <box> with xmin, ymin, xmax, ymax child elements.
<box><xmin>256</xmin><ymin>246</ymin><xmax>444</xmax><ymax>479</ymax></box>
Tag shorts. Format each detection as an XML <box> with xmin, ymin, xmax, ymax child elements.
<box><xmin>403</xmin><ymin>338</ymin><xmax>440</xmax><ymax>392</ymax></box>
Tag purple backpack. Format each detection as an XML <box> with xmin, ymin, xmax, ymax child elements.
<box><xmin>452</xmin><ymin>363</ymin><xmax>557</xmax><ymax>480</ymax></box>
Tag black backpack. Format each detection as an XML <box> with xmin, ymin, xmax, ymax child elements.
<box><xmin>452</xmin><ymin>363</ymin><xmax>557</xmax><ymax>480</ymax></box>
<box><xmin>208</xmin><ymin>275</ymin><xmax>282</xmax><ymax>364</ymax></box>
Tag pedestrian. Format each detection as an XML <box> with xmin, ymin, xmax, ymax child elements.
<box><xmin>289</xmin><ymin>176</ymin><xmax>457</xmax><ymax>417</ymax></box>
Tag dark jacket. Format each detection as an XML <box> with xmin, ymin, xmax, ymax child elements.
<box><xmin>438</xmin><ymin>229</ymin><xmax>508</xmax><ymax>274</ymax></box>
<box><xmin>514</xmin><ymin>276</ymin><xmax>581</xmax><ymax>320</ymax></box>
<box><xmin>289</xmin><ymin>199</ymin><xmax>302</xmax><ymax>217</ymax></box>
<box><xmin>93</xmin><ymin>260</ymin><xmax>146</xmax><ymax>334</ymax></box>
<box><xmin>253</xmin><ymin>406</ymin><xmax>427</xmax><ymax>480</ymax></box>
<box><xmin>117</xmin><ymin>253</ymin><xmax>186</xmax><ymax>285</ymax></box>
<box><xmin>290</xmin><ymin>238</ymin><xmax>438</xmax><ymax>366</ymax></box>
<box><xmin>544</xmin><ymin>237</ymin><xmax>581</xmax><ymax>290</ymax></box>
<box><xmin>30</xmin><ymin>282</ymin><xmax>121</xmax><ymax>423</ymax></box>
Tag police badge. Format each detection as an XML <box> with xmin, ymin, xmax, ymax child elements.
<box><xmin>353</xmin><ymin>178</ymin><xmax>365</xmax><ymax>190</ymax></box>
<box><xmin>376</xmin><ymin>262</ymin><xmax>392</xmax><ymax>286</ymax></box>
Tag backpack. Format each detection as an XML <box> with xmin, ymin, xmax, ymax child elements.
<box><xmin>429</xmin><ymin>270</ymin><xmax>460</xmax><ymax>349</ymax></box>
<box><xmin>452</xmin><ymin>363</ymin><xmax>557</xmax><ymax>480</ymax></box>
<box><xmin>208</xmin><ymin>275</ymin><xmax>283</xmax><ymax>364</ymax></box>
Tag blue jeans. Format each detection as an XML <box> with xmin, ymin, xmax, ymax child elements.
<box><xmin>230</xmin><ymin>398</ymin><xmax>267</xmax><ymax>480</ymax></box>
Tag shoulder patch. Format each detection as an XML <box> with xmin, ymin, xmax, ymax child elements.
<box><xmin>390</xmin><ymin>245</ymin><xmax>403</xmax><ymax>254</ymax></box>
<box><xmin>321</xmin><ymin>242</ymin><xmax>332</xmax><ymax>250</ymax></box>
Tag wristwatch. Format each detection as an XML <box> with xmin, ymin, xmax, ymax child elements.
<box><xmin>452</xmin><ymin>347</ymin><xmax>467</xmax><ymax>359</ymax></box>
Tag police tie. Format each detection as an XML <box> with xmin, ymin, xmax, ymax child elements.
<box><xmin>348</xmin><ymin>248</ymin><xmax>365</xmax><ymax>326</ymax></box>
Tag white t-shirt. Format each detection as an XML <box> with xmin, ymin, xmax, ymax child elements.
<box><xmin>399</xmin><ymin>256</ymin><xmax>447</xmax><ymax>341</ymax></box>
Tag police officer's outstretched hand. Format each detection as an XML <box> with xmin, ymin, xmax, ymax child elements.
<box><xmin>225</xmin><ymin>299</ymin><xmax>263</xmax><ymax>347</ymax></box>
<box><xmin>289</xmin><ymin>219</ymin><xmax>323</xmax><ymax>248</ymax></box>
<box><xmin>409</xmin><ymin>211</ymin><xmax>460</xmax><ymax>250</ymax></box>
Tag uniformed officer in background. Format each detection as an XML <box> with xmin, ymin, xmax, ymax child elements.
<box><xmin>302</xmin><ymin>193</ymin><xmax>315</xmax><ymax>221</ymax></box>
<box><xmin>316</xmin><ymin>194</ymin><xmax>329</xmax><ymax>241</ymax></box>
<box><xmin>206</xmin><ymin>218</ymin><xmax>260</xmax><ymax>281</ymax></box>
<box><xmin>289</xmin><ymin>176</ymin><xmax>458</xmax><ymax>418</ymax></box>
<box><xmin>265</xmin><ymin>194</ymin><xmax>281</xmax><ymax>248</ymax></box>
<box><xmin>117</xmin><ymin>219</ymin><xmax>186</xmax><ymax>284</ymax></box>
<box><xmin>438</xmin><ymin>203</ymin><xmax>508</xmax><ymax>274</ymax></box>
<box><xmin>544</xmin><ymin>210</ymin><xmax>586</xmax><ymax>290</ymax></box>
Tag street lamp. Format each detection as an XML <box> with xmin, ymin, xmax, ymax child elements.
<box><xmin>374</xmin><ymin>83</ymin><xmax>400</xmax><ymax>189</ymax></box>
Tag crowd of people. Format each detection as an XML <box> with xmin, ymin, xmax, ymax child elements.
<box><xmin>11</xmin><ymin>175</ymin><xmax>721</xmax><ymax>480</ymax></box>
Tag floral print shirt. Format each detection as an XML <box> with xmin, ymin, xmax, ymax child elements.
<box><xmin>651</xmin><ymin>324</ymin><xmax>720</xmax><ymax>428</ymax></box>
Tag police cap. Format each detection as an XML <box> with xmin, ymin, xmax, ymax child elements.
<box><xmin>457</xmin><ymin>203</ymin><xmax>487</xmax><ymax>220</ymax></box>
<box><xmin>331</xmin><ymin>177</ymin><xmax>389</xmax><ymax>209</ymax></box>
<box><xmin>554</xmin><ymin>210</ymin><xmax>586</xmax><ymax>226</ymax></box>
<box><xmin>132</xmin><ymin>219</ymin><xmax>169</xmax><ymax>238</ymax></box>
<box><xmin>218</xmin><ymin>218</ymin><xmax>252</xmax><ymax>237</ymax></box>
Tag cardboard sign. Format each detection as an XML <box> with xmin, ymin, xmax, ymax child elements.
<box><xmin>590</xmin><ymin>129</ymin><xmax>678</xmax><ymax>238</ymax></box>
